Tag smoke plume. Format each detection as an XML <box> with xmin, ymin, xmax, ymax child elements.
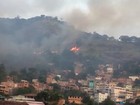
<box><xmin>64</xmin><ymin>0</ymin><xmax>140</xmax><ymax>37</ymax></box>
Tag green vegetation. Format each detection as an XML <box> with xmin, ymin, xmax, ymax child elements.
<box><xmin>63</xmin><ymin>89</ymin><xmax>85</xmax><ymax>98</ymax></box>
<box><xmin>0</xmin><ymin>64</ymin><xmax>7</xmax><ymax>82</ymax></box>
<box><xmin>0</xmin><ymin>16</ymin><xmax>140</xmax><ymax>76</ymax></box>
<box><xmin>101</xmin><ymin>97</ymin><xmax>116</xmax><ymax>105</ymax></box>
<box><xmin>8</xmin><ymin>67</ymin><xmax>47</xmax><ymax>83</ymax></box>
<box><xmin>35</xmin><ymin>90</ymin><xmax>63</xmax><ymax>105</ymax></box>
<box><xmin>13</xmin><ymin>86</ymin><xmax>36</xmax><ymax>95</ymax></box>
<box><xmin>82</xmin><ymin>95</ymin><xmax>98</xmax><ymax>105</ymax></box>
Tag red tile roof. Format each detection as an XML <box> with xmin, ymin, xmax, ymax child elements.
<box><xmin>0</xmin><ymin>101</ymin><xmax>28</xmax><ymax>105</ymax></box>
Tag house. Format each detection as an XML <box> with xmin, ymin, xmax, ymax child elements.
<box><xmin>32</xmin><ymin>79</ymin><xmax>46</xmax><ymax>92</ymax></box>
<box><xmin>0</xmin><ymin>85</ymin><xmax>9</xmax><ymax>95</ymax></box>
<box><xmin>108</xmin><ymin>82</ymin><xmax>117</xmax><ymax>89</ymax></box>
<box><xmin>135</xmin><ymin>91</ymin><xmax>140</xmax><ymax>97</ymax></box>
<box><xmin>18</xmin><ymin>80</ymin><xmax>29</xmax><ymax>88</ymax></box>
<box><xmin>126</xmin><ymin>91</ymin><xmax>133</xmax><ymax>99</ymax></box>
<box><xmin>7</xmin><ymin>95</ymin><xmax>44</xmax><ymax>105</ymax></box>
<box><xmin>57</xmin><ymin>99</ymin><xmax>65</xmax><ymax>105</ymax></box>
<box><xmin>111</xmin><ymin>87</ymin><xmax>133</xmax><ymax>102</ymax></box>
<box><xmin>129</xmin><ymin>76</ymin><xmax>139</xmax><ymax>81</ymax></box>
<box><xmin>0</xmin><ymin>101</ymin><xmax>44</xmax><ymax>105</ymax></box>
<box><xmin>0</xmin><ymin>101</ymin><xmax>28</xmax><ymax>105</ymax></box>
<box><xmin>106</xmin><ymin>67</ymin><xmax>114</xmax><ymax>74</ymax></box>
<box><xmin>68</xmin><ymin>96</ymin><xmax>83</xmax><ymax>104</ymax></box>
<box><xmin>94</xmin><ymin>92</ymin><xmax>108</xmax><ymax>103</ymax></box>
<box><xmin>0</xmin><ymin>80</ymin><xmax>16</xmax><ymax>95</ymax></box>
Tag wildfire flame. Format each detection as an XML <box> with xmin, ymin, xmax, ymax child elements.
<box><xmin>70</xmin><ymin>46</ymin><xmax>80</xmax><ymax>53</ymax></box>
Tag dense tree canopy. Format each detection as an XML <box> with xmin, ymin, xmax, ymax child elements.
<box><xmin>35</xmin><ymin>90</ymin><xmax>63</xmax><ymax>102</ymax></box>
<box><xmin>0</xmin><ymin>64</ymin><xmax>7</xmax><ymax>82</ymax></box>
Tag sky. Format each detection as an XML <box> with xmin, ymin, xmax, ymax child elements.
<box><xmin>0</xmin><ymin>0</ymin><xmax>140</xmax><ymax>37</ymax></box>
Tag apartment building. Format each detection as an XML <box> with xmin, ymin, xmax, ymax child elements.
<box><xmin>111</xmin><ymin>87</ymin><xmax>133</xmax><ymax>102</ymax></box>
<box><xmin>0</xmin><ymin>84</ymin><xmax>9</xmax><ymax>95</ymax></box>
<box><xmin>18</xmin><ymin>80</ymin><xmax>29</xmax><ymax>88</ymax></box>
<box><xmin>94</xmin><ymin>92</ymin><xmax>108</xmax><ymax>103</ymax></box>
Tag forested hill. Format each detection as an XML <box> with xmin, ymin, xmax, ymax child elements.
<box><xmin>0</xmin><ymin>15</ymin><xmax>140</xmax><ymax>73</ymax></box>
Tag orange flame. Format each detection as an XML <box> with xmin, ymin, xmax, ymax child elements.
<box><xmin>70</xmin><ymin>46</ymin><xmax>80</xmax><ymax>52</ymax></box>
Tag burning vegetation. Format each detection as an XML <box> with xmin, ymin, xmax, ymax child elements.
<box><xmin>70</xmin><ymin>46</ymin><xmax>80</xmax><ymax>53</ymax></box>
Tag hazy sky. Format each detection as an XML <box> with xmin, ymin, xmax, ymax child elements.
<box><xmin>0</xmin><ymin>0</ymin><xmax>140</xmax><ymax>37</ymax></box>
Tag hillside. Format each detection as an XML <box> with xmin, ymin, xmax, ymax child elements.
<box><xmin>0</xmin><ymin>15</ymin><xmax>140</xmax><ymax>74</ymax></box>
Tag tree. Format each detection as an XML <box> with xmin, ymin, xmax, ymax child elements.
<box><xmin>134</xmin><ymin>79</ymin><xmax>140</xmax><ymax>86</ymax></box>
<box><xmin>0</xmin><ymin>64</ymin><xmax>7</xmax><ymax>82</ymax></box>
<box><xmin>82</xmin><ymin>95</ymin><xmax>98</xmax><ymax>105</ymax></box>
<box><xmin>119</xmin><ymin>36</ymin><xmax>131</xmax><ymax>43</ymax></box>
<box><xmin>35</xmin><ymin>90</ymin><xmax>63</xmax><ymax>102</ymax></box>
<box><xmin>135</xmin><ymin>98</ymin><xmax>140</xmax><ymax>105</ymax></box>
<box><xmin>27</xmin><ymin>68</ymin><xmax>39</xmax><ymax>82</ymax></box>
<box><xmin>9</xmin><ymin>70</ymin><xmax>19</xmax><ymax>82</ymax></box>
<box><xmin>13</xmin><ymin>86</ymin><xmax>36</xmax><ymax>95</ymax></box>
<box><xmin>101</xmin><ymin>97</ymin><xmax>116</xmax><ymax>105</ymax></box>
<box><xmin>63</xmin><ymin>89</ymin><xmax>84</xmax><ymax>98</ymax></box>
<box><xmin>50</xmin><ymin>83</ymin><xmax>61</xmax><ymax>92</ymax></box>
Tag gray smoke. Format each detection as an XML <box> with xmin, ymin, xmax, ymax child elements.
<box><xmin>0</xmin><ymin>0</ymin><xmax>139</xmax><ymax>37</ymax></box>
<box><xmin>0</xmin><ymin>16</ymin><xmax>80</xmax><ymax>69</ymax></box>
<box><xmin>64</xmin><ymin>0</ymin><xmax>140</xmax><ymax>37</ymax></box>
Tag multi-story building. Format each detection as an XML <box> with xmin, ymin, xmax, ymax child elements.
<box><xmin>0</xmin><ymin>85</ymin><xmax>9</xmax><ymax>95</ymax></box>
<box><xmin>111</xmin><ymin>87</ymin><xmax>126</xmax><ymax>102</ymax></box>
<box><xmin>18</xmin><ymin>80</ymin><xmax>29</xmax><ymax>88</ymax></box>
<box><xmin>111</xmin><ymin>87</ymin><xmax>133</xmax><ymax>102</ymax></box>
<box><xmin>108</xmin><ymin>82</ymin><xmax>117</xmax><ymax>89</ymax></box>
<box><xmin>126</xmin><ymin>91</ymin><xmax>133</xmax><ymax>99</ymax></box>
<box><xmin>94</xmin><ymin>81</ymin><xmax>108</xmax><ymax>92</ymax></box>
<box><xmin>0</xmin><ymin>80</ymin><xmax>16</xmax><ymax>95</ymax></box>
<box><xmin>94</xmin><ymin>92</ymin><xmax>108</xmax><ymax>103</ymax></box>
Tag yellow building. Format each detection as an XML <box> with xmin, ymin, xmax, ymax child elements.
<box><xmin>68</xmin><ymin>96</ymin><xmax>82</xmax><ymax>104</ymax></box>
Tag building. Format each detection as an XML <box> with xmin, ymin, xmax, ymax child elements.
<box><xmin>18</xmin><ymin>80</ymin><xmax>29</xmax><ymax>88</ymax></box>
<box><xmin>74</xmin><ymin>63</ymin><xmax>83</xmax><ymax>75</ymax></box>
<box><xmin>125</xmin><ymin>84</ymin><xmax>133</xmax><ymax>91</ymax></box>
<box><xmin>126</xmin><ymin>91</ymin><xmax>133</xmax><ymax>99</ymax></box>
<box><xmin>94</xmin><ymin>92</ymin><xmax>108</xmax><ymax>103</ymax></box>
<box><xmin>0</xmin><ymin>95</ymin><xmax>5</xmax><ymax>101</ymax></box>
<box><xmin>57</xmin><ymin>99</ymin><xmax>65</xmax><ymax>105</ymax></box>
<box><xmin>111</xmin><ymin>87</ymin><xmax>133</xmax><ymax>102</ymax></box>
<box><xmin>106</xmin><ymin>67</ymin><xmax>114</xmax><ymax>74</ymax></box>
<box><xmin>111</xmin><ymin>87</ymin><xmax>126</xmax><ymax>102</ymax></box>
<box><xmin>0</xmin><ymin>101</ymin><xmax>28</xmax><ymax>105</ymax></box>
<box><xmin>46</xmin><ymin>75</ymin><xmax>54</xmax><ymax>84</ymax></box>
<box><xmin>88</xmin><ymin>80</ymin><xmax>94</xmax><ymax>89</ymax></box>
<box><xmin>68</xmin><ymin>96</ymin><xmax>82</xmax><ymax>104</ymax></box>
<box><xmin>0</xmin><ymin>84</ymin><xmax>10</xmax><ymax>95</ymax></box>
<box><xmin>129</xmin><ymin>76</ymin><xmax>139</xmax><ymax>81</ymax></box>
<box><xmin>94</xmin><ymin>81</ymin><xmax>108</xmax><ymax>92</ymax></box>
<box><xmin>108</xmin><ymin>82</ymin><xmax>117</xmax><ymax>89</ymax></box>
<box><xmin>32</xmin><ymin>79</ymin><xmax>46</xmax><ymax>92</ymax></box>
<box><xmin>7</xmin><ymin>95</ymin><xmax>44</xmax><ymax>105</ymax></box>
<box><xmin>135</xmin><ymin>91</ymin><xmax>140</xmax><ymax>97</ymax></box>
<box><xmin>0</xmin><ymin>79</ymin><xmax>16</xmax><ymax>95</ymax></box>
